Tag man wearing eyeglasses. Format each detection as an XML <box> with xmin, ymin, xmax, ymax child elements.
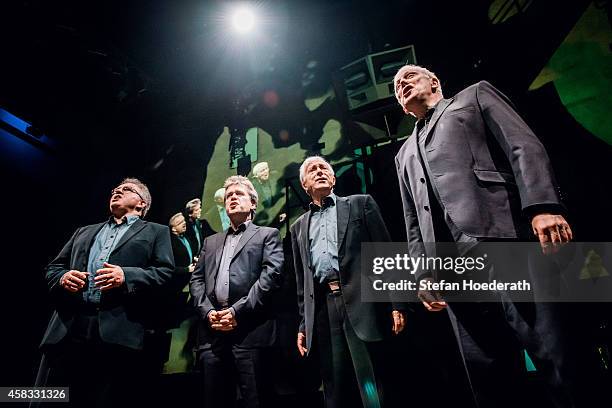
<box><xmin>34</xmin><ymin>177</ymin><xmax>175</xmax><ymax>407</ymax></box>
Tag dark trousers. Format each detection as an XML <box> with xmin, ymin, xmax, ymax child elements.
<box><xmin>199</xmin><ymin>344</ymin><xmax>273</xmax><ymax>408</ymax></box>
<box><xmin>447</xmin><ymin>245</ymin><xmax>608</xmax><ymax>408</ymax></box>
<box><xmin>33</xmin><ymin>314</ymin><xmax>148</xmax><ymax>408</ymax></box>
<box><xmin>314</xmin><ymin>289</ymin><xmax>384</xmax><ymax>408</ymax></box>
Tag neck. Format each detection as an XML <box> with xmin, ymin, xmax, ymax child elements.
<box><xmin>230</xmin><ymin>213</ymin><xmax>251</xmax><ymax>230</ymax></box>
<box><xmin>311</xmin><ymin>190</ymin><xmax>332</xmax><ymax>207</ymax></box>
<box><xmin>413</xmin><ymin>94</ymin><xmax>443</xmax><ymax>120</ymax></box>
<box><xmin>112</xmin><ymin>209</ymin><xmax>139</xmax><ymax>224</ymax></box>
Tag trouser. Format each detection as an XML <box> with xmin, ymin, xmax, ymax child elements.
<box><xmin>314</xmin><ymin>287</ymin><xmax>385</xmax><ymax>408</ymax></box>
<box><xmin>199</xmin><ymin>344</ymin><xmax>273</xmax><ymax>408</ymax></box>
<box><xmin>33</xmin><ymin>314</ymin><xmax>148</xmax><ymax>408</ymax></box>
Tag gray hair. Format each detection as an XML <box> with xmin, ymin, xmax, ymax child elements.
<box><xmin>223</xmin><ymin>175</ymin><xmax>258</xmax><ymax>206</ymax></box>
<box><xmin>393</xmin><ymin>64</ymin><xmax>443</xmax><ymax>98</ymax></box>
<box><xmin>185</xmin><ymin>198</ymin><xmax>201</xmax><ymax>213</ymax></box>
<box><xmin>119</xmin><ymin>177</ymin><xmax>152</xmax><ymax>218</ymax></box>
<box><xmin>252</xmin><ymin>161</ymin><xmax>269</xmax><ymax>178</ymax></box>
<box><xmin>299</xmin><ymin>155</ymin><xmax>334</xmax><ymax>185</ymax></box>
<box><xmin>168</xmin><ymin>212</ymin><xmax>185</xmax><ymax>228</ymax></box>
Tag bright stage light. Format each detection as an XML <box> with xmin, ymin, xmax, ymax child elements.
<box><xmin>232</xmin><ymin>8</ymin><xmax>255</xmax><ymax>33</ymax></box>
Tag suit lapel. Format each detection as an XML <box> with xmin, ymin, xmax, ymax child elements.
<box><xmin>424</xmin><ymin>97</ymin><xmax>454</xmax><ymax>145</ymax></box>
<box><xmin>336</xmin><ymin>196</ymin><xmax>350</xmax><ymax>252</ymax></box>
<box><xmin>211</xmin><ymin>232</ymin><xmax>225</xmax><ymax>277</ymax></box>
<box><xmin>230</xmin><ymin>223</ymin><xmax>259</xmax><ymax>263</ymax></box>
<box><xmin>82</xmin><ymin>222</ymin><xmax>106</xmax><ymax>255</ymax></box>
<box><xmin>299</xmin><ymin>211</ymin><xmax>312</xmax><ymax>269</ymax></box>
<box><xmin>111</xmin><ymin>219</ymin><xmax>146</xmax><ymax>254</ymax></box>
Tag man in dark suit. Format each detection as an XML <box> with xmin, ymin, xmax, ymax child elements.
<box><xmin>190</xmin><ymin>175</ymin><xmax>284</xmax><ymax>408</ymax></box>
<box><xmin>393</xmin><ymin>65</ymin><xmax>593</xmax><ymax>407</ymax></box>
<box><xmin>35</xmin><ymin>178</ymin><xmax>175</xmax><ymax>407</ymax></box>
<box><xmin>184</xmin><ymin>198</ymin><xmax>215</xmax><ymax>254</ymax></box>
<box><xmin>291</xmin><ymin>156</ymin><xmax>406</xmax><ymax>408</ymax></box>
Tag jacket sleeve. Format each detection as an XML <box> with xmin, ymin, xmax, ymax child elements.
<box><xmin>363</xmin><ymin>194</ymin><xmax>411</xmax><ymax>311</ymax></box>
<box><xmin>231</xmin><ymin>229</ymin><xmax>284</xmax><ymax>320</ymax></box>
<box><xmin>476</xmin><ymin>81</ymin><xmax>562</xmax><ymax>212</ymax></box>
<box><xmin>45</xmin><ymin>228</ymin><xmax>81</xmax><ymax>299</ymax></box>
<box><xmin>291</xmin><ymin>223</ymin><xmax>306</xmax><ymax>334</ymax></box>
<box><xmin>190</xmin><ymin>237</ymin><xmax>216</xmax><ymax>320</ymax></box>
<box><xmin>122</xmin><ymin>225</ymin><xmax>175</xmax><ymax>294</ymax></box>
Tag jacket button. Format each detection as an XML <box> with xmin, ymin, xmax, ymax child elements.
<box><xmin>420</xmin><ymin>178</ymin><xmax>425</xmax><ymax>183</ymax></box>
<box><xmin>309</xmin><ymin>293</ymin><xmax>314</xmax><ymax>298</ymax></box>
<box><xmin>424</xmin><ymin>205</ymin><xmax>430</xmax><ymax>211</ymax></box>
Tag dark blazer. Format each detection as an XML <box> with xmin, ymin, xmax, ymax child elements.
<box><xmin>171</xmin><ymin>233</ymin><xmax>193</xmax><ymax>275</ymax></box>
<box><xmin>190</xmin><ymin>222</ymin><xmax>284</xmax><ymax>348</ymax></box>
<box><xmin>395</xmin><ymin>81</ymin><xmax>561</xmax><ymax>277</ymax></box>
<box><xmin>184</xmin><ymin>217</ymin><xmax>215</xmax><ymax>254</ymax></box>
<box><xmin>41</xmin><ymin>218</ymin><xmax>175</xmax><ymax>350</ymax></box>
<box><xmin>291</xmin><ymin>194</ymin><xmax>392</xmax><ymax>354</ymax></box>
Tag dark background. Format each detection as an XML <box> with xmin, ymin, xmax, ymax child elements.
<box><xmin>1</xmin><ymin>0</ymin><xmax>610</xmax><ymax>402</ymax></box>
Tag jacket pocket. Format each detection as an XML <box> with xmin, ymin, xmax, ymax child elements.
<box><xmin>473</xmin><ymin>169</ymin><xmax>516</xmax><ymax>185</ymax></box>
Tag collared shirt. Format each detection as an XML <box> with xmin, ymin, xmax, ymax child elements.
<box><xmin>416</xmin><ymin>102</ymin><xmax>477</xmax><ymax>246</ymax></box>
<box><xmin>309</xmin><ymin>193</ymin><xmax>340</xmax><ymax>284</ymax></box>
<box><xmin>84</xmin><ymin>214</ymin><xmax>140</xmax><ymax>304</ymax></box>
<box><xmin>215</xmin><ymin>221</ymin><xmax>249</xmax><ymax>307</ymax></box>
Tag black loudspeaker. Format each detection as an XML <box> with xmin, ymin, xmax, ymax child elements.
<box><xmin>337</xmin><ymin>45</ymin><xmax>417</xmax><ymax>111</ymax></box>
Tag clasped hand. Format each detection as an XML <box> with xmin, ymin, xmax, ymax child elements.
<box><xmin>208</xmin><ymin>309</ymin><xmax>237</xmax><ymax>331</ymax></box>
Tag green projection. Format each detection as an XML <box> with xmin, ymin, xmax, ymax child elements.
<box><xmin>530</xmin><ymin>3</ymin><xmax>612</xmax><ymax>145</ymax></box>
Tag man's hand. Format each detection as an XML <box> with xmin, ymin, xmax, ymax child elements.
<box><xmin>531</xmin><ymin>213</ymin><xmax>573</xmax><ymax>254</ymax></box>
<box><xmin>418</xmin><ymin>277</ymin><xmax>447</xmax><ymax>312</ymax></box>
<box><xmin>188</xmin><ymin>263</ymin><xmax>196</xmax><ymax>273</ymax></box>
<box><xmin>94</xmin><ymin>262</ymin><xmax>125</xmax><ymax>291</ymax></box>
<box><xmin>297</xmin><ymin>332</ymin><xmax>308</xmax><ymax>356</ymax></box>
<box><xmin>60</xmin><ymin>270</ymin><xmax>89</xmax><ymax>292</ymax></box>
<box><xmin>391</xmin><ymin>310</ymin><xmax>406</xmax><ymax>335</ymax></box>
<box><xmin>209</xmin><ymin>309</ymin><xmax>237</xmax><ymax>331</ymax></box>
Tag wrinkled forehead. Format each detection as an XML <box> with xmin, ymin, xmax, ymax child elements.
<box><xmin>394</xmin><ymin>66</ymin><xmax>430</xmax><ymax>85</ymax></box>
<box><xmin>225</xmin><ymin>183</ymin><xmax>249</xmax><ymax>196</ymax></box>
<box><xmin>306</xmin><ymin>159</ymin><xmax>332</xmax><ymax>172</ymax></box>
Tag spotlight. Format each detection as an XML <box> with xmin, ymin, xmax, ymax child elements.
<box><xmin>232</xmin><ymin>8</ymin><xmax>255</xmax><ymax>33</ymax></box>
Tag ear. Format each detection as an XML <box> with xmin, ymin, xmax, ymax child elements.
<box><xmin>135</xmin><ymin>200</ymin><xmax>146</xmax><ymax>213</ymax></box>
<box><xmin>330</xmin><ymin>175</ymin><xmax>336</xmax><ymax>187</ymax></box>
<box><xmin>431</xmin><ymin>77</ymin><xmax>440</xmax><ymax>93</ymax></box>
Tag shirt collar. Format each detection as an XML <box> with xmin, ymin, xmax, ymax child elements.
<box><xmin>228</xmin><ymin>220</ymin><xmax>250</xmax><ymax>235</ymax></box>
<box><xmin>309</xmin><ymin>192</ymin><xmax>336</xmax><ymax>212</ymax></box>
<box><xmin>108</xmin><ymin>214</ymin><xmax>140</xmax><ymax>226</ymax></box>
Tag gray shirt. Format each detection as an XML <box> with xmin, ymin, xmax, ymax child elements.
<box><xmin>215</xmin><ymin>221</ymin><xmax>249</xmax><ymax>308</ymax></box>
<box><xmin>84</xmin><ymin>215</ymin><xmax>140</xmax><ymax>304</ymax></box>
<box><xmin>309</xmin><ymin>193</ymin><xmax>340</xmax><ymax>284</ymax></box>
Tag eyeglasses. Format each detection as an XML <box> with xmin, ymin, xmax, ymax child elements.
<box><xmin>111</xmin><ymin>185</ymin><xmax>145</xmax><ymax>201</ymax></box>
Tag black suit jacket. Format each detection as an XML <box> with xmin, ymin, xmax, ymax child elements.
<box><xmin>41</xmin><ymin>218</ymin><xmax>175</xmax><ymax>350</ymax></box>
<box><xmin>395</xmin><ymin>81</ymin><xmax>562</xmax><ymax>279</ymax></box>
<box><xmin>190</xmin><ymin>222</ymin><xmax>284</xmax><ymax>348</ymax></box>
<box><xmin>291</xmin><ymin>194</ymin><xmax>393</xmax><ymax>354</ymax></box>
